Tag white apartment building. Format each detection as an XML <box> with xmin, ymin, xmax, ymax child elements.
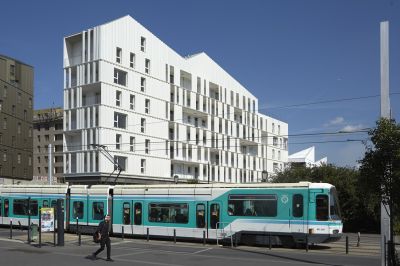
<box><xmin>63</xmin><ymin>15</ymin><xmax>288</xmax><ymax>184</ymax></box>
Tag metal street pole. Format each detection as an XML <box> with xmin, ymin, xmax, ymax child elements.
<box><xmin>48</xmin><ymin>144</ymin><xmax>53</xmax><ymax>185</ymax></box>
<box><xmin>380</xmin><ymin>20</ymin><xmax>391</xmax><ymax>266</ymax></box>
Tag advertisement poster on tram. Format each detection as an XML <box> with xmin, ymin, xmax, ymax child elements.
<box><xmin>41</xmin><ymin>208</ymin><xmax>55</xmax><ymax>232</ymax></box>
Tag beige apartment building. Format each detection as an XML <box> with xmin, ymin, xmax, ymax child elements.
<box><xmin>33</xmin><ymin>108</ymin><xmax>64</xmax><ymax>183</ymax></box>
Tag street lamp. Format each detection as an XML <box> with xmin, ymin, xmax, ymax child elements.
<box><xmin>261</xmin><ymin>170</ymin><xmax>268</xmax><ymax>183</ymax></box>
<box><xmin>173</xmin><ymin>175</ymin><xmax>179</xmax><ymax>184</ymax></box>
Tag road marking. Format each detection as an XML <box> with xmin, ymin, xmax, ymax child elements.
<box><xmin>112</xmin><ymin>250</ymin><xmax>152</xmax><ymax>258</ymax></box>
<box><xmin>192</xmin><ymin>247</ymin><xmax>212</xmax><ymax>254</ymax></box>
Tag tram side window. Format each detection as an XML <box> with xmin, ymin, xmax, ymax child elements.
<box><xmin>134</xmin><ymin>202</ymin><xmax>142</xmax><ymax>225</ymax></box>
<box><xmin>123</xmin><ymin>202</ymin><xmax>131</xmax><ymax>225</ymax></box>
<box><xmin>13</xmin><ymin>199</ymin><xmax>38</xmax><ymax>216</ymax></box>
<box><xmin>43</xmin><ymin>200</ymin><xmax>49</xmax><ymax>208</ymax></box>
<box><xmin>228</xmin><ymin>195</ymin><xmax>277</xmax><ymax>217</ymax></box>
<box><xmin>148</xmin><ymin>203</ymin><xmax>188</xmax><ymax>224</ymax></box>
<box><xmin>92</xmin><ymin>202</ymin><xmax>104</xmax><ymax>220</ymax></box>
<box><xmin>73</xmin><ymin>201</ymin><xmax>84</xmax><ymax>219</ymax></box>
<box><xmin>196</xmin><ymin>204</ymin><xmax>205</xmax><ymax>228</ymax></box>
<box><xmin>210</xmin><ymin>203</ymin><xmax>220</xmax><ymax>229</ymax></box>
<box><xmin>4</xmin><ymin>199</ymin><xmax>9</xmax><ymax>217</ymax></box>
<box><xmin>292</xmin><ymin>194</ymin><xmax>303</xmax><ymax>218</ymax></box>
<box><xmin>0</xmin><ymin>199</ymin><xmax>2</xmax><ymax>216</ymax></box>
<box><xmin>316</xmin><ymin>195</ymin><xmax>329</xmax><ymax>221</ymax></box>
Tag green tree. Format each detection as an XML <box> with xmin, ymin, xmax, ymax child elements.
<box><xmin>359</xmin><ymin>118</ymin><xmax>400</xmax><ymax>263</ymax></box>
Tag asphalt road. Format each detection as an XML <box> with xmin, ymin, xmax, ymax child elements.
<box><xmin>0</xmin><ymin>230</ymin><xmax>380</xmax><ymax>266</ymax></box>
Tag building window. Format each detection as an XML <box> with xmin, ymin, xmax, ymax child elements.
<box><xmin>114</xmin><ymin>68</ymin><xmax>127</xmax><ymax>86</ymax></box>
<box><xmin>17</xmin><ymin>123</ymin><xmax>21</xmax><ymax>134</ymax></box>
<box><xmin>3</xmin><ymin>118</ymin><xmax>7</xmax><ymax>130</ymax></box>
<box><xmin>140</xmin><ymin>77</ymin><xmax>146</xmax><ymax>92</ymax></box>
<box><xmin>116</xmin><ymin>47</ymin><xmax>122</xmax><ymax>63</ymax></box>
<box><xmin>24</xmin><ymin>110</ymin><xmax>27</xmax><ymax>120</ymax></box>
<box><xmin>140</xmin><ymin>159</ymin><xmax>146</xmax><ymax>174</ymax></box>
<box><xmin>141</xmin><ymin>118</ymin><xmax>146</xmax><ymax>133</ymax></box>
<box><xmin>130</xmin><ymin>137</ymin><xmax>135</xmax><ymax>152</ymax></box>
<box><xmin>3</xmin><ymin>86</ymin><xmax>7</xmax><ymax>98</ymax></box>
<box><xmin>145</xmin><ymin>59</ymin><xmax>150</xmax><ymax>74</ymax></box>
<box><xmin>0</xmin><ymin>99</ymin><xmax>2</xmax><ymax>112</ymax></box>
<box><xmin>141</xmin><ymin>37</ymin><xmax>146</xmax><ymax>52</ymax></box>
<box><xmin>145</xmin><ymin>99</ymin><xmax>150</xmax><ymax>114</ymax></box>
<box><xmin>116</xmin><ymin>90</ymin><xmax>121</xmax><ymax>106</ymax></box>
<box><xmin>17</xmin><ymin>154</ymin><xmax>21</xmax><ymax>164</ymax></box>
<box><xmin>130</xmin><ymin>94</ymin><xmax>135</xmax><ymax>110</ymax></box>
<box><xmin>114</xmin><ymin>112</ymin><xmax>127</xmax><ymax>129</ymax></box>
<box><xmin>3</xmin><ymin>153</ymin><xmax>7</xmax><ymax>162</ymax></box>
<box><xmin>116</xmin><ymin>134</ymin><xmax>121</xmax><ymax>150</ymax></box>
<box><xmin>130</xmin><ymin>53</ymin><xmax>135</xmax><ymax>68</ymax></box>
<box><xmin>29</xmin><ymin>98</ymin><xmax>32</xmax><ymax>109</ymax></box>
<box><xmin>145</xmin><ymin>139</ymin><xmax>150</xmax><ymax>154</ymax></box>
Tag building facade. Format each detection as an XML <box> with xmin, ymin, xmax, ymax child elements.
<box><xmin>0</xmin><ymin>54</ymin><xmax>33</xmax><ymax>183</ymax></box>
<box><xmin>63</xmin><ymin>15</ymin><xmax>288</xmax><ymax>184</ymax></box>
<box><xmin>289</xmin><ymin>146</ymin><xmax>327</xmax><ymax>168</ymax></box>
<box><xmin>33</xmin><ymin>108</ymin><xmax>64</xmax><ymax>183</ymax></box>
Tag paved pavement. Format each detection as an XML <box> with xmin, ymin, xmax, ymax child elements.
<box><xmin>0</xmin><ymin>228</ymin><xmax>381</xmax><ymax>266</ymax></box>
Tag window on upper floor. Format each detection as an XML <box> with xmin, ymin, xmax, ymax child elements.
<box><xmin>145</xmin><ymin>139</ymin><xmax>150</xmax><ymax>154</ymax></box>
<box><xmin>130</xmin><ymin>137</ymin><xmax>135</xmax><ymax>152</ymax></box>
<box><xmin>116</xmin><ymin>90</ymin><xmax>122</xmax><ymax>107</ymax></box>
<box><xmin>140</xmin><ymin>159</ymin><xmax>146</xmax><ymax>174</ymax></box>
<box><xmin>116</xmin><ymin>134</ymin><xmax>121</xmax><ymax>150</ymax></box>
<box><xmin>145</xmin><ymin>99</ymin><xmax>150</xmax><ymax>114</ymax></box>
<box><xmin>114</xmin><ymin>68</ymin><xmax>127</xmax><ymax>86</ymax></box>
<box><xmin>145</xmin><ymin>59</ymin><xmax>150</xmax><ymax>74</ymax></box>
<box><xmin>141</xmin><ymin>118</ymin><xmax>146</xmax><ymax>133</ymax></box>
<box><xmin>130</xmin><ymin>94</ymin><xmax>135</xmax><ymax>110</ymax></box>
<box><xmin>141</xmin><ymin>77</ymin><xmax>146</xmax><ymax>92</ymax></box>
<box><xmin>141</xmin><ymin>37</ymin><xmax>146</xmax><ymax>52</ymax></box>
<box><xmin>116</xmin><ymin>47</ymin><xmax>122</xmax><ymax>63</ymax></box>
<box><xmin>114</xmin><ymin>112</ymin><xmax>127</xmax><ymax>129</ymax></box>
<box><xmin>130</xmin><ymin>53</ymin><xmax>136</xmax><ymax>68</ymax></box>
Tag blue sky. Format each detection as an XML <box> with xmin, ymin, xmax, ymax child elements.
<box><xmin>1</xmin><ymin>0</ymin><xmax>399</xmax><ymax>167</ymax></box>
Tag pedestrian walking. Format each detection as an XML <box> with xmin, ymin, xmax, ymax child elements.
<box><xmin>91</xmin><ymin>214</ymin><xmax>113</xmax><ymax>261</ymax></box>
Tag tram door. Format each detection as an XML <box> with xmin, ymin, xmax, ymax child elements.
<box><xmin>208</xmin><ymin>201</ymin><xmax>221</xmax><ymax>239</ymax></box>
<box><xmin>133</xmin><ymin>201</ymin><xmax>144</xmax><ymax>235</ymax></box>
<box><xmin>291</xmin><ymin>194</ymin><xmax>305</xmax><ymax>234</ymax></box>
<box><xmin>194</xmin><ymin>202</ymin><xmax>207</xmax><ymax>239</ymax></box>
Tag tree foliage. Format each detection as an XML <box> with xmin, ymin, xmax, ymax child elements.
<box><xmin>359</xmin><ymin>118</ymin><xmax>400</xmax><ymax>234</ymax></box>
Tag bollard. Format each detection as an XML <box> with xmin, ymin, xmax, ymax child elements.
<box><xmin>306</xmin><ymin>234</ymin><xmax>309</xmax><ymax>252</ymax></box>
<box><xmin>345</xmin><ymin>235</ymin><xmax>349</xmax><ymax>254</ymax></box>
<box><xmin>203</xmin><ymin>231</ymin><xmax>206</xmax><ymax>246</ymax></box>
<box><xmin>53</xmin><ymin>212</ymin><xmax>57</xmax><ymax>247</ymax></box>
<box><xmin>122</xmin><ymin>226</ymin><xmax>124</xmax><ymax>240</ymax></box>
<box><xmin>173</xmin><ymin>229</ymin><xmax>176</xmax><ymax>243</ymax></box>
<box><xmin>9</xmin><ymin>220</ymin><xmax>12</xmax><ymax>239</ymax></box>
<box><xmin>78</xmin><ymin>232</ymin><xmax>81</xmax><ymax>246</ymax></box>
<box><xmin>39</xmin><ymin>208</ymin><xmax>42</xmax><ymax>248</ymax></box>
<box><xmin>76</xmin><ymin>218</ymin><xmax>79</xmax><ymax>235</ymax></box>
<box><xmin>357</xmin><ymin>232</ymin><xmax>360</xmax><ymax>247</ymax></box>
<box><xmin>147</xmin><ymin>228</ymin><xmax>149</xmax><ymax>242</ymax></box>
<box><xmin>269</xmin><ymin>233</ymin><xmax>272</xmax><ymax>250</ymax></box>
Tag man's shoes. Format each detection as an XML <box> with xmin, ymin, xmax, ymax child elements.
<box><xmin>106</xmin><ymin>258</ymin><xmax>114</xmax><ymax>262</ymax></box>
<box><xmin>88</xmin><ymin>254</ymin><xmax>96</xmax><ymax>260</ymax></box>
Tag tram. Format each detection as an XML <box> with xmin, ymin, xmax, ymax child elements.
<box><xmin>0</xmin><ymin>182</ymin><xmax>342</xmax><ymax>246</ymax></box>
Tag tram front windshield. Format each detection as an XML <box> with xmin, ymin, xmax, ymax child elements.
<box><xmin>330</xmin><ymin>187</ymin><xmax>341</xmax><ymax>220</ymax></box>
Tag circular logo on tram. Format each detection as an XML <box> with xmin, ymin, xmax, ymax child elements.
<box><xmin>281</xmin><ymin>195</ymin><xmax>289</xmax><ymax>204</ymax></box>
